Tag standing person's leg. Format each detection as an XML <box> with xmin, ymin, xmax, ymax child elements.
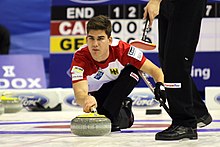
<box><xmin>156</xmin><ymin>0</ymin><xmax>208</xmax><ymax>140</ymax></box>
<box><xmin>158</xmin><ymin>0</ymin><xmax>197</xmax><ymax>126</ymax></box>
<box><xmin>179</xmin><ymin>0</ymin><xmax>212</xmax><ymax>127</ymax></box>
<box><xmin>90</xmin><ymin>65</ymin><xmax>140</xmax><ymax>131</ymax></box>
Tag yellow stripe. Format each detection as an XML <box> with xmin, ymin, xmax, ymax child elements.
<box><xmin>1</xmin><ymin>96</ymin><xmax>19</xmax><ymax>101</ymax></box>
<box><xmin>76</xmin><ymin>113</ymin><xmax>106</xmax><ymax>118</ymax></box>
<box><xmin>50</xmin><ymin>36</ymin><xmax>86</xmax><ymax>54</ymax></box>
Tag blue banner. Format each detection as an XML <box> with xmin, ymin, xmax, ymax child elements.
<box><xmin>49</xmin><ymin>54</ymin><xmax>73</xmax><ymax>88</ymax></box>
<box><xmin>0</xmin><ymin>0</ymin><xmax>50</xmax><ymax>58</ymax></box>
<box><xmin>0</xmin><ymin>55</ymin><xmax>47</xmax><ymax>89</ymax></box>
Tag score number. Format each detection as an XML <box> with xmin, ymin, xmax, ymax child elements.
<box><xmin>113</xmin><ymin>6</ymin><xmax>137</xmax><ymax>18</ymax></box>
<box><xmin>110</xmin><ymin>4</ymin><xmax>144</xmax><ymax>19</ymax></box>
<box><xmin>111</xmin><ymin>19</ymin><xmax>155</xmax><ymax>44</ymax></box>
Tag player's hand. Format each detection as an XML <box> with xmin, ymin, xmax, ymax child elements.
<box><xmin>154</xmin><ymin>82</ymin><xmax>166</xmax><ymax>102</ymax></box>
<box><xmin>143</xmin><ymin>0</ymin><xmax>161</xmax><ymax>27</ymax></box>
<box><xmin>83</xmin><ymin>95</ymin><xmax>97</xmax><ymax>113</ymax></box>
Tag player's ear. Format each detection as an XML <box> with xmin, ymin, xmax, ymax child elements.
<box><xmin>108</xmin><ymin>36</ymin><xmax>112</xmax><ymax>44</ymax></box>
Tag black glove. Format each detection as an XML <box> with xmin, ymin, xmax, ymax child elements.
<box><xmin>154</xmin><ymin>82</ymin><xmax>167</xmax><ymax>103</ymax></box>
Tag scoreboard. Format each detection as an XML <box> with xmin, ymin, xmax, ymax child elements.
<box><xmin>50</xmin><ymin>0</ymin><xmax>220</xmax><ymax>54</ymax></box>
<box><xmin>49</xmin><ymin>0</ymin><xmax>220</xmax><ymax>91</ymax></box>
<box><xmin>50</xmin><ymin>3</ymin><xmax>147</xmax><ymax>54</ymax></box>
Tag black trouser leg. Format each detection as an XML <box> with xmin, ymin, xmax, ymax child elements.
<box><xmin>90</xmin><ymin>65</ymin><xmax>140</xmax><ymax>127</ymax></box>
<box><xmin>158</xmin><ymin>0</ymin><xmax>207</xmax><ymax>127</ymax></box>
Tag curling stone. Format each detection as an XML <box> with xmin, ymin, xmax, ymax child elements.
<box><xmin>0</xmin><ymin>95</ymin><xmax>23</xmax><ymax>113</ymax></box>
<box><xmin>0</xmin><ymin>100</ymin><xmax>4</xmax><ymax>115</ymax></box>
<box><xmin>70</xmin><ymin>110</ymin><xmax>111</xmax><ymax>136</ymax></box>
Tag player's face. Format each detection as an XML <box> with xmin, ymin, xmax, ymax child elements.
<box><xmin>87</xmin><ymin>30</ymin><xmax>112</xmax><ymax>62</ymax></box>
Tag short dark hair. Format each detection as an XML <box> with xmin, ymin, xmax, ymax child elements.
<box><xmin>87</xmin><ymin>15</ymin><xmax>112</xmax><ymax>38</ymax></box>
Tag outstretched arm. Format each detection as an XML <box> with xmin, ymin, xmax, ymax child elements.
<box><xmin>140</xmin><ymin>59</ymin><xmax>167</xmax><ymax>103</ymax></box>
<box><xmin>140</xmin><ymin>59</ymin><xmax>164</xmax><ymax>83</ymax></box>
<box><xmin>72</xmin><ymin>80</ymin><xmax>97</xmax><ymax>113</ymax></box>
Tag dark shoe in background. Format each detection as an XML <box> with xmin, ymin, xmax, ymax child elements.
<box><xmin>26</xmin><ymin>103</ymin><xmax>62</xmax><ymax>111</ymax></box>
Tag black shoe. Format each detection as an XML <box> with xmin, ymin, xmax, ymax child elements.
<box><xmin>197</xmin><ymin>113</ymin><xmax>212</xmax><ymax>128</ymax></box>
<box><xmin>155</xmin><ymin>125</ymin><xmax>198</xmax><ymax>140</ymax></box>
<box><xmin>111</xmin><ymin>124</ymin><xmax>121</xmax><ymax>132</ymax></box>
<box><xmin>27</xmin><ymin>103</ymin><xmax>62</xmax><ymax>111</ymax></box>
<box><xmin>122</xmin><ymin>97</ymin><xmax>134</xmax><ymax>127</ymax></box>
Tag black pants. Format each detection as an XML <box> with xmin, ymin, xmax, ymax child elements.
<box><xmin>89</xmin><ymin>65</ymin><xmax>140</xmax><ymax>128</ymax></box>
<box><xmin>158</xmin><ymin>0</ymin><xmax>208</xmax><ymax>127</ymax></box>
